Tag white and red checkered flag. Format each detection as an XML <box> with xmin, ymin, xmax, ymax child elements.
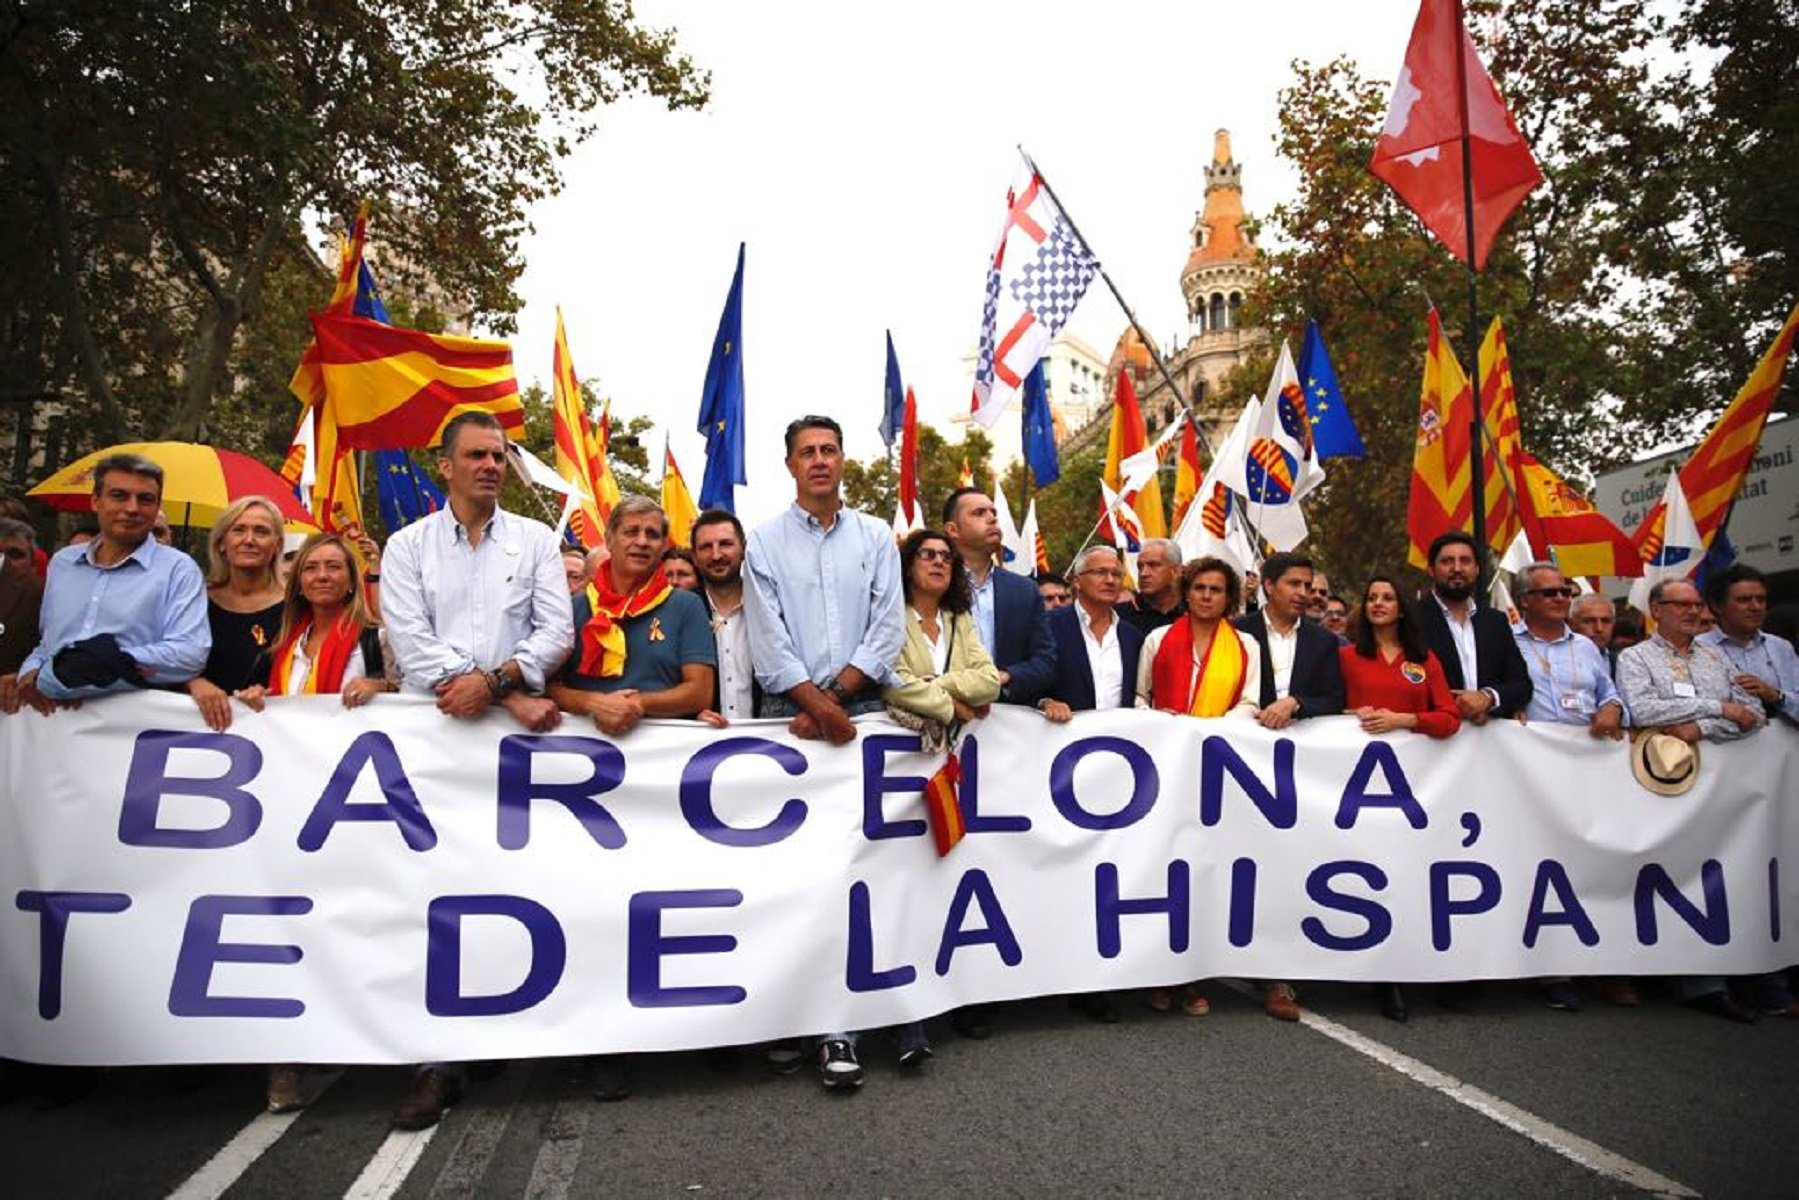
<box><xmin>969</xmin><ymin>155</ymin><xmax>1099</xmax><ymax>429</ymax></box>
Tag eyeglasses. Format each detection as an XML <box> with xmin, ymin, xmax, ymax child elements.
<box><xmin>915</xmin><ymin>547</ymin><xmax>954</xmax><ymax>563</ymax></box>
<box><xmin>1526</xmin><ymin>587</ymin><xmax>1575</xmax><ymax>599</ymax></box>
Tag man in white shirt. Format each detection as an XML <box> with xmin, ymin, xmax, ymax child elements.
<box><xmin>691</xmin><ymin>508</ymin><xmax>759</xmax><ymax>722</ymax></box>
<box><xmin>1040</xmin><ymin>546</ymin><xmax>1143</xmax><ymax>722</ymax></box>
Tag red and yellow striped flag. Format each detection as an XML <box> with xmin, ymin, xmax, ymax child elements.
<box><xmin>924</xmin><ymin>750</ymin><xmax>965</xmax><ymax>857</ymax></box>
<box><xmin>661</xmin><ymin>442</ymin><xmax>701</xmax><ymax>549</ymax></box>
<box><xmin>1406</xmin><ymin>310</ymin><xmax>1475</xmax><ymax>569</ymax></box>
<box><xmin>958</xmin><ymin>456</ymin><xmax>974</xmax><ymax>488</ymax></box>
<box><xmin>552</xmin><ymin>311</ymin><xmax>611</xmax><ymax>548</ymax></box>
<box><xmin>1631</xmin><ymin>300</ymin><xmax>1799</xmax><ymax>555</ymax></box>
<box><xmin>284</xmin><ymin>207</ymin><xmax>370</xmax><ymax>534</ymax></box>
<box><xmin>1102</xmin><ymin>371</ymin><xmax>1167</xmax><ymax>539</ymax></box>
<box><xmin>311</xmin><ymin>313</ymin><xmax>523</xmax><ymax>450</ymax></box>
<box><xmin>1515</xmin><ymin>452</ymin><xmax>1641</xmax><ymax>577</ymax></box>
<box><xmin>1169</xmin><ymin>418</ymin><xmax>1202</xmax><ymax>530</ymax></box>
<box><xmin>1477</xmin><ymin>318</ymin><xmax>1525</xmax><ymax>556</ymax></box>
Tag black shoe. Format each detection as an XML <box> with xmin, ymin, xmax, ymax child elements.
<box><xmin>896</xmin><ymin>1042</ymin><xmax>934</xmax><ymax>1069</ymax></box>
<box><xmin>591</xmin><ymin>1056</ymin><xmax>633</xmax><ymax>1102</ymax></box>
<box><xmin>1377</xmin><ymin>983</ymin><xmax>1409</xmax><ymax>1023</ymax></box>
<box><xmin>766</xmin><ymin>1039</ymin><xmax>806</xmax><ymax>1075</ymax></box>
<box><xmin>1069</xmin><ymin>994</ymin><xmax>1120</xmax><ymax>1024</ymax></box>
<box><xmin>1435</xmin><ymin>982</ymin><xmax>1471</xmax><ymax>1011</ymax></box>
<box><xmin>1542</xmin><ymin>982</ymin><xmax>1582</xmax><ymax>1012</ymax></box>
<box><xmin>950</xmin><ymin>1006</ymin><xmax>992</xmax><ymax>1040</ymax></box>
<box><xmin>1684</xmin><ymin>992</ymin><xmax>1759</xmax><ymax>1024</ymax></box>
<box><xmin>817</xmin><ymin>1040</ymin><xmax>864</xmax><ymax>1090</ymax></box>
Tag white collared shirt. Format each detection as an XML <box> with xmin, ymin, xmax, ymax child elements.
<box><xmin>1079</xmin><ymin>603</ymin><xmax>1125</xmax><ymax>709</ymax></box>
<box><xmin>707</xmin><ymin>590</ymin><xmax>755</xmax><ymax>720</ymax></box>
<box><xmin>1265</xmin><ymin>618</ymin><xmax>1299</xmax><ymax>699</ymax></box>
<box><xmin>1434</xmin><ymin>593</ymin><xmax>1480</xmax><ymax>687</ymax></box>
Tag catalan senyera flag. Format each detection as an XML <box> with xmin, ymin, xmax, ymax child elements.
<box><xmin>1514</xmin><ymin>452</ymin><xmax>1641</xmax><ymax>578</ymax></box>
<box><xmin>1630</xmin><ymin>299</ymin><xmax>1799</xmax><ymax>556</ymax></box>
<box><xmin>958</xmin><ymin>456</ymin><xmax>975</xmax><ymax>489</ymax></box>
<box><xmin>1477</xmin><ymin>318</ymin><xmax>1526</xmax><ymax>556</ymax></box>
<box><xmin>552</xmin><ymin>311</ymin><xmax>610</xmax><ymax>548</ymax></box>
<box><xmin>1102</xmin><ymin>371</ymin><xmax>1167</xmax><ymax>540</ymax></box>
<box><xmin>924</xmin><ymin>750</ymin><xmax>966</xmax><ymax>857</ymax></box>
<box><xmin>661</xmin><ymin>441</ymin><xmax>701</xmax><ymax>549</ymax></box>
<box><xmin>288</xmin><ymin>206</ymin><xmax>370</xmax><ymax>415</ymax></box>
<box><xmin>1406</xmin><ymin>310</ymin><xmax>1475</xmax><ymax>569</ymax></box>
<box><xmin>311</xmin><ymin>312</ymin><xmax>523</xmax><ymax>450</ymax></box>
<box><xmin>1169</xmin><ymin>417</ymin><xmax>1203</xmax><ymax>530</ymax></box>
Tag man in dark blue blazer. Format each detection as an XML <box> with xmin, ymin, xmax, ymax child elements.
<box><xmin>1232</xmin><ymin>551</ymin><xmax>1345</xmax><ymax>729</ymax></box>
<box><xmin>943</xmin><ymin>489</ymin><xmax>1057</xmax><ymax>706</ymax></box>
<box><xmin>1042</xmin><ymin>545</ymin><xmax>1143</xmax><ymax>717</ymax></box>
<box><xmin>1413</xmin><ymin>531</ymin><xmax>1532</xmax><ymax>722</ymax></box>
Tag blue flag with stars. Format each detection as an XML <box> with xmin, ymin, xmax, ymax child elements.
<box><xmin>880</xmin><ymin>330</ymin><xmax>906</xmax><ymax>451</ymax></box>
<box><xmin>697</xmin><ymin>243</ymin><xmax>747</xmax><ymax>512</ymax></box>
<box><xmin>1021</xmin><ymin>359</ymin><xmax>1059</xmax><ymax>486</ymax></box>
<box><xmin>374</xmin><ymin>449</ymin><xmax>444</xmax><ymax>532</ymax></box>
<box><xmin>1298</xmin><ymin>319</ymin><xmax>1364</xmax><ymax>460</ymax></box>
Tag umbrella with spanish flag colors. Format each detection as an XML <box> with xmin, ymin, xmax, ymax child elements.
<box><xmin>28</xmin><ymin>442</ymin><xmax>318</xmax><ymax>531</ymax></box>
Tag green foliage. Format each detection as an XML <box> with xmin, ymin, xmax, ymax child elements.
<box><xmin>0</xmin><ymin>0</ymin><xmax>708</xmax><ymax>470</ymax></box>
<box><xmin>842</xmin><ymin>424</ymin><xmax>994</xmax><ymax>527</ymax></box>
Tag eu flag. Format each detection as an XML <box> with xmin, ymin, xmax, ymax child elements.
<box><xmin>1298</xmin><ymin>319</ymin><xmax>1365</xmax><ymax>460</ymax></box>
<box><xmin>374</xmin><ymin>449</ymin><xmax>444</xmax><ymax>532</ymax></box>
<box><xmin>1021</xmin><ymin>359</ymin><xmax>1059</xmax><ymax>486</ymax></box>
<box><xmin>353</xmin><ymin>261</ymin><xmax>391</xmax><ymax>324</ymax></box>
<box><xmin>880</xmin><ymin>330</ymin><xmax>905</xmax><ymax>451</ymax></box>
<box><xmin>697</xmin><ymin>243</ymin><xmax>747</xmax><ymax>512</ymax></box>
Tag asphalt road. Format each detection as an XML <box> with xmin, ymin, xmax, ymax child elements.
<box><xmin>3</xmin><ymin>979</ymin><xmax>1794</xmax><ymax>1198</ymax></box>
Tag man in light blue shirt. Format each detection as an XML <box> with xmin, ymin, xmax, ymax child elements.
<box><xmin>1511</xmin><ymin>563</ymin><xmax>1625</xmax><ymax>739</ymax></box>
<box><xmin>744</xmin><ymin>415</ymin><xmax>903</xmax><ymax>748</ymax></box>
<box><xmin>1699</xmin><ymin>563</ymin><xmax>1798</xmax><ymax>730</ymax></box>
<box><xmin>2</xmin><ymin>453</ymin><xmax>208</xmax><ymax>712</ymax></box>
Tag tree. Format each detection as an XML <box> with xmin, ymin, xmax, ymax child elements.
<box><xmin>842</xmin><ymin>424</ymin><xmax>994</xmax><ymax>527</ymax></box>
<box><xmin>0</xmin><ymin>0</ymin><xmax>708</xmax><ymax>461</ymax></box>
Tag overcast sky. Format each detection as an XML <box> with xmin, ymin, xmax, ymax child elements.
<box><xmin>509</xmin><ymin>0</ymin><xmax>1421</xmax><ymax>526</ymax></box>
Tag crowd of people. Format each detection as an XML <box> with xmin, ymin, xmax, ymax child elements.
<box><xmin>0</xmin><ymin>410</ymin><xmax>1794</xmax><ymax>1122</ymax></box>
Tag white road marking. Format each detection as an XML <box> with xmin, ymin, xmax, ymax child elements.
<box><xmin>522</xmin><ymin>1097</ymin><xmax>591</xmax><ymax>1200</ymax></box>
<box><xmin>1227</xmin><ymin>983</ymin><xmax>1699</xmax><ymax>1198</ymax></box>
<box><xmin>427</xmin><ymin>1064</ymin><xmax>537</xmax><ymax>1199</ymax></box>
<box><xmin>167</xmin><ymin>1070</ymin><xmax>343</xmax><ymax>1200</ymax></box>
<box><xmin>343</xmin><ymin>1126</ymin><xmax>441</xmax><ymax>1200</ymax></box>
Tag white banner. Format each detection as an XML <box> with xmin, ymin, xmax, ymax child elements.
<box><xmin>3</xmin><ymin>695</ymin><xmax>1794</xmax><ymax>1065</ymax></box>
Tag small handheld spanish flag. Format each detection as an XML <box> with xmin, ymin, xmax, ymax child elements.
<box><xmin>924</xmin><ymin>749</ymin><xmax>965</xmax><ymax>857</ymax></box>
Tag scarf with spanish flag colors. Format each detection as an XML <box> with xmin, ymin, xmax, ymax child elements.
<box><xmin>1149</xmin><ymin>618</ymin><xmax>1248</xmax><ymax>717</ymax></box>
<box><xmin>267</xmin><ymin>612</ymin><xmax>363</xmax><ymax>696</ymax></box>
<box><xmin>579</xmin><ymin>563</ymin><xmax>674</xmax><ymax>678</ymax></box>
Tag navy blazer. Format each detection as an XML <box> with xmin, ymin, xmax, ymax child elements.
<box><xmin>1232</xmin><ymin>610</ymin><xmax>1345</xmax><ymax>716</ymax></box>
<box><xmin>1414</xmin><ymin>595</ymin><xmax>1532</xmax><ymax>716</ymax></box>
<box><xmin>1046</xmin><ymin>603</ymin><xmax>1144</xmax><ymax>711</ymax></box>
<box><xmin>988</xmin><ymin>567</ymin><xmax>1057</xmax><ymax>706</ymax></box>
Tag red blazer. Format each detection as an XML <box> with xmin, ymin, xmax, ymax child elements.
<box><xmin>1337</xmin><ymin>645</ymin><xmax>1461</xmax><ymax>738</ymax></box>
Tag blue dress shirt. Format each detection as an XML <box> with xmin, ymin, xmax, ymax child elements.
<box><xmin>1514</xmin><ymin>623</ymin><xmax>1625</xmax><ymax>725</ymax></box>
<box><xmin>743</xmin><ymin>503</ymin><xmax>905</xmax><ymax>695</ymax></box>
<box><xmin>1699</xmin><ymin>627</ymin><xmax>1799</xmax><ymax>728</ymax></box>
<box><xmin>22</xmin><ymin>538</ymin><xmax>210</xmax><ymax>699</ymax></box>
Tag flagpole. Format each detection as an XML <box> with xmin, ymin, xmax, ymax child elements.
<box><xmin>1454</xmin><ymin>0</ymin><xmax>1490</xmax><ymax>608</ymax></box>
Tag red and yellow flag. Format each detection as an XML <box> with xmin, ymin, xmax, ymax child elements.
<box><xmin>661</xmin><ymin>442</ymin><xmax>701</xmax><ymax>549</ymax></box>
<box><xmin>1169</xmin><ymin>418</ymin><xmax>1202</xmax><ymax>530</ymax></box>
<box><xmin>284</xmin><ymin>207</ymin><xmax>369</xmax><ymax>534</ymax></box>
<box><xmin>1515</xmin><ymin>452</ymin><xmax>1641</xmax><ymax>578</ymax></box>
<box><xmin>1477</xmin><ymin>318</ymin><xmax>1525</xmax><ymax>556</ymax></box>
<box><xmin>1406</xmin><ymin>310</ymin><xmax>1475</xmax><ymax>569</ymax></box>
<box><xmin>311</xmin><ymin>313</ymin><xmax>523</xmax><ymax>450</ymax></box>
<box><xmin>958</xmin><ymin>456</ymin><xmax>974</xmax><ymax>489</ymax></box>
<box><xmin>1631</xmin><ymin>300</ymin><xmax>1799</xmax><ymax>555</ymax></box>
<box><xmin>1102</xmin><ymin>371</ymin><xmax>1167</xmax><ymax>540</ymax></box>
<box><xmin>924</xmin><ymin>750</ymin><xmax>965</xmax><ymax>857</ymax></box>
<box><xmin>552</xmin><ymin>311</ymin><xmax>613</xmax><ymax>548</ymax></box>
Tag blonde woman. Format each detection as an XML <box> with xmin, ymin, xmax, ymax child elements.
<box><xmin>188</xmin><ymin>496</ymin><xmax>286</xmax><ymax>730</ymax></box>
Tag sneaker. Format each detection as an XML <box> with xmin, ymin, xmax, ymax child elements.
<box><xmin>266</xmin><ymin>1064</ymin><xmax>308</xmax><ymax>1113</ymax></box>
<box><xmin>765</xmin><ymin>1039</ymin><xmax>805</xmax><ymax>1075</ymax></box>
<box><xmin>817</xmin><ymin>1040</ymin><xmax>864</xmax><ymax>1090</ymax></box>
<box><xmin>1542</xmin><ymin>982</ymin><xmax>1582</xmax><ymax>1012</ymax></box>
<box><xmin>390</xmin><ymin>1068</ymin><xmax>462</xmax><ymax>1130</ymax></box>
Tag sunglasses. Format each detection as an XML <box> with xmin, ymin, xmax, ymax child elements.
<box><xmin>915</xmin><ymin>546</ymin><xmax>955</xmax><ymax>563</ymax></box>
<box><xmin>1526</xmin><ymin>586</ymin><xmax>1575</xmax><ymax>599</ymax></box>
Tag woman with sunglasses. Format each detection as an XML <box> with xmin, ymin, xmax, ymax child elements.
<box><xmin>881</xmin><ymin>528</ymin><xmax>1000</xmax><ymax>1067</ymax></box>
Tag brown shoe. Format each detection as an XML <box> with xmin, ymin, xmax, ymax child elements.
<box><xmin>1601</xmin><ymin>978</ymin><xmax>1640</xmax><ymax>1007</ymax></box>
<box><xmin>1264</xmin><ymin>982</ymin><xmax>1301</xmax><ymax>1022</ymax></box>
<box><xmin>266</xmin><ymin>1064</ymin><xmax>308</xmax><ymax>1113</ymax></box>
<box><xmin>391</xmin><ymin>1069</ymin><xmax>462</xmax><ymax>1130</ymax></box>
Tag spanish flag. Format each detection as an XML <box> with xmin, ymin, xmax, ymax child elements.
<box><xmin>311</xmin><ymin>312</ymin><xmax>524</xmax><ymax>450</ymax></box>
<box><xmin>1169</xmin><ymin>418</ymin><xmax>1202</xmax><ymax>530</ymax></box>
<box><xmin>1477</xmin><ymin>318</ymin><xmax>1526</xmax><ymax>557</ymax></box>
<box><xmin>661</xmin><ymin>441</ymin><xmax>701</xmax><ymax>549</ymax></box>
<box><xmin>552</xmin><ymin>311</ymin><xmax>610</xmax><ymax>548</ymax></box>
<box><xmin>1102</xmin><ymin>371</ymin><xmax>1167</xmax><ymax>540</ymax></box>
<box><xmin>1515</xmin><ymin>452</ymin><xmax>1641</xmax><ymax>578</ymax></box>
<box><xmin>1631</xmin><ymin>300</ymin><xmax>1799</xmax><ymax>557</ymax></box>
<box><xmin>1405</xmin><ymin>310</ymin><xmax>1475</xmax><ymax>569</ymax></box>
<box><xmin>924</xmin><ymin>750</ymin><xmax>966</xmax><ymax>857</ymax></box>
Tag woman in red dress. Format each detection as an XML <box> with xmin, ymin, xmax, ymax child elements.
<box><xmin>1338</xmin><ymin>576</ymin><xmax>1461</xmax><ymax>739</ymax></box>
<box><xmin>1338</xmin><ymin>575</ymin><xmax>1460</xmax><ymax>1022</ymax></box>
